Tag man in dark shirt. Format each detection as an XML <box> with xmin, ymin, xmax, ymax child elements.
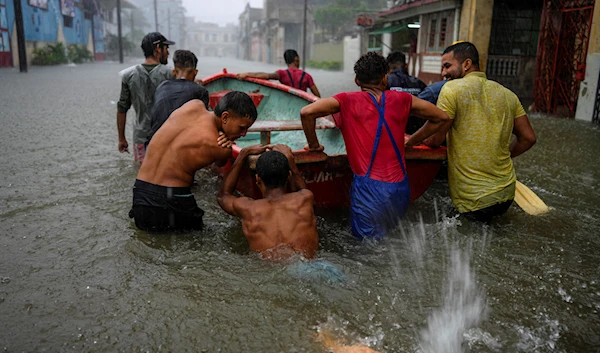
<box><xmin>145</xmin><ymin>50</ymin><xmax>209</xmax><ymax>146</ymax></box>
<box><xmin>386</xmin><ymin>51</ymin><xmax>429</xmax><ymax>134</ymax></box>
<box><xmin>386</xmin><ymin>51</ymin><xmax>427</xmax><ymax>95</ymax></box>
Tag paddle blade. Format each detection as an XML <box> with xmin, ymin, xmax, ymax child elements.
<box><xmin>515</xmin><ymin>180</ymin><xmax>551</xmax><ymax>216</ymax></box>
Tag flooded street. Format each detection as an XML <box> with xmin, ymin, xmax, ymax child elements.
<box><xmin>1</xmin><ymin>58</ymin><xmax>600</xmax><ymax>352</ymax></box>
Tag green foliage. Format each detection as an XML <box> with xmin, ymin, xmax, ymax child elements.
<box><xmin>105</xmin><ymin>33</ymin><xmax>136</xmax><ymax>60</ymax></box>
<box><xmin>32</xmin><ymin>42</ymin><xmax>68</xmax><ymax>66</ymax></box>
<box><xmin>314</xmin><ymin>0</ymin><xmax>385</xmax><ymax>35</ymax></box>
<box><xmin>32</xmin><ymin>42</ymin><xmax>94</xmax><ymax>65</ymax></box>
<box><xmin>67</xmin><ymin>44</ymin><xmax>94</xmax><ymax>63</ymax></box>
<box><xmin>307</xmin><ymin>60</ymin><xmax>343</xmax><ymax>71</ymax></box>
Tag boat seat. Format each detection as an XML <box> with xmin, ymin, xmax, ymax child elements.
<box><xmin>209</xmin><ymin>90</ymin><xmax>264</xmax><ymax>109</ymax></box>
<box><xmin>248</xmin><ymin>118</ymin><xmax>336</xmax><ymax>144</ymax></box>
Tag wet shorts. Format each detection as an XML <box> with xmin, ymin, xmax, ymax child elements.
<box><xmin>134</xmin><ymin>144</ymin><xmax>146</xmax><ymax>163</ymax></box>
<box><xmin>462</xmin><ymin>199</ymin><xmax>514</xmax><ymax>223</ymax></box>
<box><xmin>129</xmin><ymin>179</ymin><xmax>204</xmax><ymax>231</ymax></box>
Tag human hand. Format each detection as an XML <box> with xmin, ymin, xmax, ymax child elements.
<box><xmin>217</xmin><ymin>131</ymin><xmax>233</xmax><ymax>148</ymax></box>
<box><xmin>303</xmin><ymin>143</ymin><xmax>325</xmax><ymax>152</ymax></box>
<box><xmin>272</xmin><ymin>144</ymin><xmax>294</xmax><ymax>160</ymax></box>
<box><xmin>118</xmin><ymin>138</ymin><xmax>129</xmax><ymax>153</ymax></box>
<box><xmin>241</xmin><ymin>144</ymin><xmax>271</xmax><ymax>156</ymax></box>
<box><xmin>195</xmin><ymin>78</ymin><xmax>204</xmax><ymax>86</ymax></box>
<box><xmin>236</xmin><ymin>73</ymin><xmax>249</xmax><ymax>80</ymax></box>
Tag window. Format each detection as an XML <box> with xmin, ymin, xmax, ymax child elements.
<box><xmin>439</xmin><ymin>18</ymin><xmax>447</xmax><ymax>48</ymax></box>
<box><xmin>428</xmin><ymin>19</ymin><xmax>436</xmax><ymax>50</ymax></box>
<box><xmin>63</xmin><ymin>15</ymin><xmax>73</xmax><ymax>27</ymax></box>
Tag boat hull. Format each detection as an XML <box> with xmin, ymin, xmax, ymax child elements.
<box><xmin>204</xmin><ymin>71</ymin><xmax>446</xmax><ymax>208</ymax></box>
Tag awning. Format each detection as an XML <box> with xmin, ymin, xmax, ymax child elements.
<box><xmin>369</xmin><ymin>24</ymin><xmax>407</xmax><ymax>35</ymax></box>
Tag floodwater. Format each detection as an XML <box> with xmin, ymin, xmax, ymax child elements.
<box><xmin>0</xmin><ymin>57</ymin><xmax>599</xmax><ymax>352</ymax></box>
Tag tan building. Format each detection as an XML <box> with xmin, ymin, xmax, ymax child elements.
<box><xmin>186</xmin><ymin>21</ymin><xmax>238</xmax><ymax>58</ymax></box>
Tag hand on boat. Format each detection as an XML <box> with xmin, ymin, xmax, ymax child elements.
<box><xmin>195</xmin><ymin>78</ymin><xmax>204</xmax><ymax>86</ymax></box>
<box><xmin>241</xmin><ymin>144</ymin><xmax>271</xmax><ymax>156</ymax></box>
<box><xmin>304</xmin><ymin>143</ymin><xmax>325</xmax><ymax>152</ymax></box>
<box><xmin>272</xmin><ymin>144</ymin><xmax>294</xmax><ymax>160</ymax></box>
<box><xmin>217</xmin><ymin>132</ymin><xmax>233</xmax><ymax>149</ymax></box>
<box><xmin>236</xmin><ymin>73</ymin><xmax>249</xmax><ymax>80</ymax></box>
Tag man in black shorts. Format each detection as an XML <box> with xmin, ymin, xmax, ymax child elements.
<box><xmin>145</xmin><ymin>50</ymin><xmax>209</xmax><ymax>146</ymax></box>
<box><xmin>129</xmin><ymin>91</ymin><xmax>257</xmax><ymax>231</ymax></box>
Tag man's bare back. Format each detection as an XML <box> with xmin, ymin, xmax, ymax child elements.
<box><xmin>138</xmin><ymin>100</ymin><xmax>231</xmax><ymax>187</ymax></box>
<box><xmin>129</xmin><ymin>91</ymin><xmax>258</xmax><ymax>232</ymax></box>
<box><xmin>218</xmin><ymin>145</ymin><xmax>318</xmax><ymax>261</ymax></box>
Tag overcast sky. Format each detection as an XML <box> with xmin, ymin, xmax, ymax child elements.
<box><xmin>182</xmin><ymin>0</ymin><xmax>263</xmax><ymax>26</ymax></box>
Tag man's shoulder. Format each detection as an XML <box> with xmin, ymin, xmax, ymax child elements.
<box><xmin>118</xmin><ymin>64</ymin><xmax>142</xmax><ymax>80</ymax></box>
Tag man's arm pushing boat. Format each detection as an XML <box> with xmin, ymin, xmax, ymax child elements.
<box><xmin>217</xmin><ymin>144</ymin><xmax>271</xmax><ymax>216</ymax></box>
<box><xmin>300</xmin><ymin>97</ymin><xmax>341</xmax><ymax>152</ymax></box>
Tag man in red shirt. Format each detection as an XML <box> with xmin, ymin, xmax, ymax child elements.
<box><xmin>236</xmin><ymin>49</ymin><xmax>321</xmax><ymax>97</ymax></box>
<box><xmin>300</xmin><ymin>52</ymin><xmax>449</xmax><ymax>239</ymax></box>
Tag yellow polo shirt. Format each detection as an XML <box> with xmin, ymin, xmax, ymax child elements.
<box><xmin>437</xmin><ymin>72</ymin><xmax>527</xmax><ymax>213</ymax></box>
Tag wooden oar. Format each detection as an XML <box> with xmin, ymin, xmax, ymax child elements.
<box><xmin>514</xmin><ymin>180</ymin><xmax>551</xmax><ymax>215</ymax></box>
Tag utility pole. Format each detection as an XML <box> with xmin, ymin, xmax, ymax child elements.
<box><xmin>168</xmin><ymin>8</ymin><xmax>171</xmax><ymax>39</ymax></box>
<box><xmin>131</xmin><ymin>11</ymin><xmax>135</xmax><ymax>43</ymax></box>
<box><xmin>13</xmin><ymin>0</ymin><xmax>27</xmax><ymax>72</ymax></box>
<box><xmin>154</xmin><ymin>0</ymin><xmax>159</xmax><ymax>32</ymax></box>
<box><xmin>117</xmin><ymin>0</ymin><xmax>123</xmax><ymax>63</ymax></box>
<box><xmin>302</xmin><ymin>0</ymin><xmax>307</xmax><ymax>70</ymax></box>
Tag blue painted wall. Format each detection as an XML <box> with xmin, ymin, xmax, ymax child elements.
<box><xmin>5</xmin><ymin>0</ymin><xmax>102</xmax><ymax>45</ymax></box>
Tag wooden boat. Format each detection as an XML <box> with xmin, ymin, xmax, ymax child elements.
<box><xmin>202</xmin><ymin>69</ymin><xmax>446</xmax><ymax>208</ymax></box>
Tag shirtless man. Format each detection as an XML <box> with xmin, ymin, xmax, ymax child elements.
<box><xmin>217</xmin><ymin>144</ymin><xmax>318</xmax><ymax>261</ymax></box>
<box><xmin>129</xmin><ymin>91</ymin><xmax>257</xmax><ymax>231</ymax></box>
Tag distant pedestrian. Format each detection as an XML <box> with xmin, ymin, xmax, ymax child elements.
<box><xmin>116</xmin><ymin>32</ymin><xmax>175</xmax><ymax>163</ymax></box>
<box><xmin>236</xmin><ymin>49</ymin><xmax>321</xmax><ymax>97</ymax></box>
<box><xmin>145</xmin><ymin>49</ymin><xmax>209</xmax><ymax>146</ymax></box>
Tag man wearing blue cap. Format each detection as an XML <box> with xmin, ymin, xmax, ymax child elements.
<box><xmin>116</xmin><ymin>32</ymin><xmax>175</xmax><ymax>163</ymax></box>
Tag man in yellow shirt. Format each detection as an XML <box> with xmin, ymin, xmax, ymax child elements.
<box><xmin>423</xmin><ymin>42</ymin><xmax>537</xmax><ymax>222</ymax></box>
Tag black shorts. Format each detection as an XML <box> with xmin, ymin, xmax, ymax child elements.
<box><xmin>462</xmin><ymin>199</ymin><xmax>513</xmax><ymax>223</ymax></box>
<box><xmin>129</xmin><ymin>179</ymin><xmax>204</xmax><ymax>231</ymax></box>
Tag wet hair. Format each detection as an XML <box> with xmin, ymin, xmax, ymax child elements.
<box><xmin>173</xmin><ymin>50</ymin><xmax>198</xmax><ymax>71</ymax></box>
<box><xmin>443</xmin><ymin>41</ymin><xmax>480</xmax><ymax>68</ymax></box>
<box><xmin>354</xmin><ymin>51</ymin><xmax>389</xmax><ymax>85</ymax></box>
<box><xmin>386</xmin><ymin>51</ymin><xmax>406</xmax><ymax>65</ymax></box>
<box><xmin>213</xmin><ymin>91</ymin><xmax>258</xmax><ymax>121</ymax></box>
<box><xmin>283</xmin><ymin>49</ymin><xmax>299</xmax><ymax>65</ymax></box>
<box><xmin>256</xmin><ymin>151</ymin><xmax>290</xmax><ymax>189</ymax></box>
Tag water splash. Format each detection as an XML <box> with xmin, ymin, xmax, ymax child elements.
<box><xmin>418</xmin><ymin>244</ymin><xmax>487</xmax><ymax>353</ymax></box>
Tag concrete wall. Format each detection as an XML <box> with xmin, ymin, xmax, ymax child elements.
<box><xmin>343</xmin><ymin>34</ymin><xmax>360</xmax><ymax>74</ymax></box>
<box><xmin>312</xmin><ymin>42</ymin><xmax>342</xmax><ymax>62</ymax></box>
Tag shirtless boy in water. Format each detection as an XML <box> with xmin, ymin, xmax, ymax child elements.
<box><xmin>129</xmin><ymin>91</ymin><xmax>257</xmax><ymax>231</ymax></box>
<box><xmin>217</xmin><ymin>144</ymin><xmax>318</xmax><ymax>261</ymax></box>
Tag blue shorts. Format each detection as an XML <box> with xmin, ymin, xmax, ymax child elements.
<box><xmin>350</xmin><ymin>174</ymin><xmax>410</xmax><ymax>239</ymax></box>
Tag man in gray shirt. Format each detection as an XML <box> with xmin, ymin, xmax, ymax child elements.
<box><xmin>116</xmin><ymin>32</ymin><xmax>174</xmax><ymax>163</ymax></box>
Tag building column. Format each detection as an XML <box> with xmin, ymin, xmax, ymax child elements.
<box><xmin>458</xmin><ymin>0</ymin><xmax>494</xmax><ymax>71</ymax></box>
<box><xmin>575</xmin><ymin>2</ymin><xmax>600</xmax><ymax>121</ymax></box>
<box><xmin>382</xmin><ymin>32</ymin><xmax>391</xmax><ymax>57</ymax></box>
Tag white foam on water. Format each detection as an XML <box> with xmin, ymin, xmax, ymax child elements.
<box><xmin>418</xmin><ymin>245</ymin><xmax>488</xmax><ymax>353</ymax></box>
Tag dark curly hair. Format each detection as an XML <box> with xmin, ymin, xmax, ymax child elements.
<box><xmin>354</xmin><ymin>52</ymin><xmax>389</xmax><ymax>85</ymax></box>
<box><xmin>256</xmin><ymin>151</ymin><xmax>290</xmax><ymax>189</ymax></box>
<box><xmin>173</xmin><ymin>50</ymin><xmax>198</xmax><ymax>71</ymax></box>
